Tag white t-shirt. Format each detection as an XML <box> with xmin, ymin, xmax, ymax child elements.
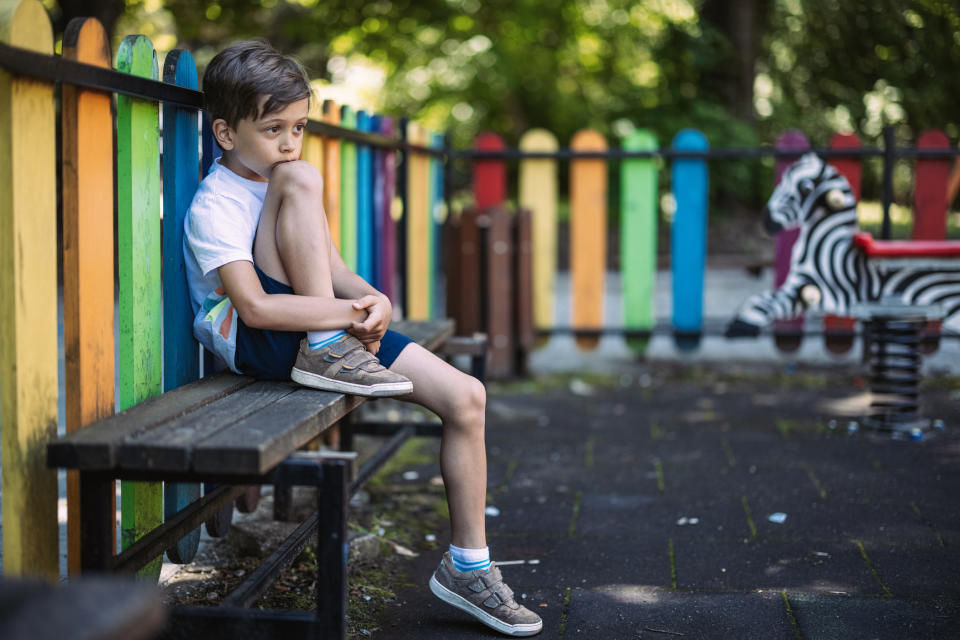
<box><xmin>183</xmin><ymin>159</ymin><xmax>269</xmax><ymax>372</ymax></box>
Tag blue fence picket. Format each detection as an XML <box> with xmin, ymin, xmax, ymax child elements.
<box><xmin>356</xmin><ymin>110</ymin><xmax>374</xmax><ymax>283</ymax></box>
<box><xmin>161</xmin><ymin>48</ymin><xmax>202</xmax><ymax>564</ymax></box>
<box><xmin>671</xmin><ymin>129</ymin><xmax>709</xmax><ymax>350</ymax></box>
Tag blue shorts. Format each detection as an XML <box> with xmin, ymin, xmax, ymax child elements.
<box><xmin>234</xmin><ymin>265</ymin><xmax>413</xmax><ymax>380</ymax></box>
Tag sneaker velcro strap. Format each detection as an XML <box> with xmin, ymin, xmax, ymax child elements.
<box><xmin>493</xmin><ymin>584</ymin><xmax>518</xmax><ymax>609</ymax></box>
<box><xmin>468</xmin><ymin>578</ymin><xmax>487</xmax><ymax>593</ymax></box>
<box><xmin>480</xmin><ymin>569</ymin><xmax>502</xmax><ymax>588</ymax></box>
<box><xmin>483</xmin><ymin>593</ymin><xmax>504</xmax><ymax>609</ymax></box>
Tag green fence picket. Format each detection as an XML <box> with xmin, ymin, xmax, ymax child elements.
<box><xmin>116</xmin><ymin>34</ymin><xmax>163</xmax><ymax>579</ymax></box>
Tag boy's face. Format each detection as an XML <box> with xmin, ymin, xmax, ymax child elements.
<box><xmin>214</xmin><ymin>96</ymin><xmax>309</xmax><ymax>182</ymax></box>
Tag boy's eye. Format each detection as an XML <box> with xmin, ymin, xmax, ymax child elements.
<box><xmin>295</xmin><ymin>124</ymin><xmax>305</xmax><ymax>132</ymax></box>
<box><xmin>267</xmin><ymin>126</ymin><xmax>280</xmax><ymax>134</ymax></box>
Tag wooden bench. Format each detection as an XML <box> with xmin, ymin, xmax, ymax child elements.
<box><xmin>48</xmin><ymin>319</ymin><xmax>464</xmax><ymax>637</ymax></box>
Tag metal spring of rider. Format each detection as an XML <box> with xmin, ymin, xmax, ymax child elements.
<box><xmin>865</xmin><ymin>314</ymin><xmax>924</xmax><ymax>431</ymax></box>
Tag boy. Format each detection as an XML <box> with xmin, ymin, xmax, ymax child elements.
<box><xmin>183</xmin><ymin>40</ymin><xmax>542</xmax><ymax>637</ymax></box>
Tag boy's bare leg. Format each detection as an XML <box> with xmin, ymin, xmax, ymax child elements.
<box><xmin>390</xmin><ymin>344</ymin><xmax>488</xmax><ymax>549</ymax></box>
<box><xmin>253</xmin><ymin>161</ymin><xmax>333</xmax><ymax>296</ymax></box>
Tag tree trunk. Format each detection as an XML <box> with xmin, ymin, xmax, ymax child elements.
<box><xmin>700</xmin><ymin>0</ymin><xmax>771</xmax><ymax>123</ymax></box>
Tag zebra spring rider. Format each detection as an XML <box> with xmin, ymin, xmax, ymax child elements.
<box><xmin>727</xmin><ymin>153</ymin><xmax>959</xmax><ymax>433</ymax></box>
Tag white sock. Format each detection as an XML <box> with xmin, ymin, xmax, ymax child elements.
<box><xmin>449</xmin><ymin>544</ymin><xmax>491</xmax><ymax>572</ymax></box>
<box><xmin>308</xmin><ymin>329</ymin><xmax>346</xmax><ymax>350</ymax></box>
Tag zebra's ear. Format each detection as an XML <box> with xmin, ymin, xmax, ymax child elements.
<box><xmin>825</xmin><ymin>189</ymin><xmax>853</xmax><ymax>211</ymax></box>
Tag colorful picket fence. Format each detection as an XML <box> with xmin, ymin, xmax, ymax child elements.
<box><xmin>0</xmin><ymin>0</ymin><xmax>443</xmax><ymax>578</ymax></box>
<box><xmin>463</xmin><ymin>126</ymin><xmax>956</xmax><ymax>368</ymax></box>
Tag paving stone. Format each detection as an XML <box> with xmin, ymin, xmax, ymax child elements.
<box><xmin>575</xmin><ymin>493</ymin><xmax>755</xmax><ymax>540</ymax></box>
<box><xmin>861</xmin><ymin>543</ymin><xmax>960</xmax><ymax>597</ymax></box>
<box><xmin>673</xmin><ymin>538</ymin><xmax>882</xmax><ymax>594</ymax></box>
<box><xmin>485</xmin><ymin>492</ymin><xmax>576</xmax><ymax>536</ymax></box>
<box><xmin>787</xmin><ymin>592</ymin><xmax>960</xmax><ymax>640</ymax></box>
<box><xmin>564</xmin><ymin>587</ymin><xmax>795</xmax><ymax>639</ymax></box>
<box><xmin>746</xmin><ymin>496</ymin><xmax>938</xmax><ymax>545</ymax></box>
<box><xmin>488</xmin><ymin>534</ymin><xmax>672</xmax><ymax>590</ymax></box>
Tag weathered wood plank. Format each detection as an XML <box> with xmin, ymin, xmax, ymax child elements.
<box><xmin>406</xmin><ymin>122</ymin><xmax>431</xmax><ymax>319</ymax></box>
<box><xmin>162</xmin><ymin>47</ymin><xmax>203</xmax><ymax>564</ymax></box>
<box><xmin>357</xmin><ymin>110</ymin><xmax>374</xmax><ymax>283</ymax></box>
<box><xmin>570</xmin><ymin>129</ymin><xmax>607</xmax><ymax>351</ymax></box>
<box><xmin>486</xmin><ymin>207</ymin><xmax>513</xmax><ymax>378</ymax></box>
<box><xmin>518</xmin><ymin>129</ymin><xmax>558</xmax><ymax>334</ymax></box>
<box><xmin>0</xmin><ymin>0</ymin><xmax>59</xmax><ymax>579</ymax></box>
<box><xmin>118</xmin><ymin>381</ymin><xmax>297</xmax><ymax>472</ymax></box>
<box><xmin>61</xmin><ymin>15</ymin><xmax>115</xmax><ymax>575</ymax></box>
<box><xmin>322</xmin><ymin>99</ymin><xmax>341</xmax><ymax>250</ymax></box>
<box><xmin>116</xmin><ymin>35</ymin><xmax>163</xmax><ymax>576</ymax></box>
<box><xmin>48</xmin><ymin>372</ymin><xmax>252</xmax><ymax>470</ymax></box>
<box><xmin>340</xmin><ymin>104</ymin><xmax>358</xmax><ymax>270</ymax></box>
<box><xmin>192</xmin><ymin>391</ymin><xmax>363</xmax><ymax>475</ymax></box>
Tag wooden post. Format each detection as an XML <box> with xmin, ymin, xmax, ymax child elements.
<box><xmin>486</xmin><ymin>207</ymin><xmax>514</xmax><ymax>377</ymax></box>
<box><xmin>518</xmin><ymin>129</ymin><xmax>558</xmax><ymax>339</ymax></box>
<box><xmin>116</xmin><ymin>34</ymin><xmax>163</xmax><ymax>579</ymax></box>
<box><xmin>340</xmin><ymin>105</ymin><xmax>357</xmax><ymax>270</ymax></box>
<box><xmin>454</xmin><ymin>208</ymin><xmax>482</xmax><ymax>335</ymax></box>
<box><xmin>61</xmin><ymin>15</ymin><xmax>116</xmax><ymax>575</ymax></box>
<box><xmin>772</xmin><ymin>130</ymin><xmax>810</xmax><ymax>354</ymax></box>
<box><xmin>621</xmin><ymin>129</ymin><xmax>658</xmax><ymax>355</ymax></box>
<box><xmin>161</xmin><ymin>48</ymin><xmax>202</xmax><ymax>564</ymax></box>
<box><xmin>670</xmin><ymin>129</ymin><xmax>709</xmax><ymax>351</ymax></box>
<box><xmin>513</xmin><ymin>208</ymin><xmax>534</xmax><ymax>375</ymax></box>
<box><xmin>0</xmin><ymin>0</ymin><xmax>59</xmax><ymax>579</ymax></box>
<box><xmin>570</xmin><ymin>129</ymin><xmax>608</xmax><ymax>351</ymax></box>
<box><xmin>322</xmin><ymin>100</ymin><xmax>342</xmax><ymax>251</ymax></box>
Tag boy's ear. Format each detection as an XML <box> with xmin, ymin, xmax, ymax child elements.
<box><xmin>212</xmin><ymin>118</ymin><xmax>235</xmax><ymax>151</ymax></box>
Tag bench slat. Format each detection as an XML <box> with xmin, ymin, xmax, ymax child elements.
<box><xmin>118</xmin><ymin>381</ymin><xmax>298</xmax><ymax>472</ymax></box>
<box><xmin>393</xmin><ymin>318</ymin><xmax>454</xmax><ymax>351</ymax></box>
<box><xmin>192</xmin><ymin>389</ymin><xmax>363</xmax><ymax>476</ymax></box>
<box><xmin>47</xmin><ymin>372</ymin><xmax>253</xmax><ymax>470</ymax></box>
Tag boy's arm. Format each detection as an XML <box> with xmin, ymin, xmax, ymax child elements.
<box><xmin>328</xmin><ymin>237</ymin><xmax>392</xmax><ymax>343</ymax></box>
<box><xmin>219</xmin><ymin>260</ymin><xmax>366</xmax><ymax>331</ymax></box>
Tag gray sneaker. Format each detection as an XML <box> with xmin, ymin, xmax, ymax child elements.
<box><xmin>429</xmin><ymin>552</ymin><xmax>543</xmax><ymax>637</ymax></box>
<box><xmin>290</xmin><ymin>335</ymin><xmax>413</xmax><ymax>397</ymax></box>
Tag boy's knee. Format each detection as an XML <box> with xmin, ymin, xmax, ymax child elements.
<box><xmin>272</xmin><ymin>160</ymin><xmax>323</xmax><ymax>195</ymax></box>
<box><xmin>456</xmin><ymin>375</ymin><xmax>486</xmax><ymax>421</ymax></box>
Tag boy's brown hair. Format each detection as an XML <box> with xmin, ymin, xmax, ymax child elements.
<box><xmin>202</xmin><ymin>40</ymin><xmax>311</xmax><ymax>128</ymax></box>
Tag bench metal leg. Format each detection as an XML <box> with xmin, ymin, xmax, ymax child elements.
<box><xmin>316</xmin><ymin>458</ymin><xmax>349</xmax><ymax>639</ymax></box>
<box><xmin>79</xmin><ymin>471</ymin><xmax>115</xmax><ymax>572</ymax></box>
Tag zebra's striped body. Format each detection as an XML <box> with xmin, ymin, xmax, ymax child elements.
<box><xmin>729</xmin><ymin>153</ymin><xmax>960</xmax><ymax>335</ymax></box>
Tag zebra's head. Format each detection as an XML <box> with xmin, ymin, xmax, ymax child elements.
<box><xmin>763</xmin><ymin>153</ymin><xmax>857</xmax><ymax>235</ymax></box>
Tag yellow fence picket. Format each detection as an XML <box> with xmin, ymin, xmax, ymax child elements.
<box><xmin>0</xmin><ymin>0</ymin><xmax>59</xmax><ymax>578</ymax></box>
<box><xmin>518</xmin><ymin>129</ymin><xmax>559</xmax><ymax>335</ymax></box>
<box><xmin>405</xmin><ymin>122</ymin><xmax>431</xmax><ymax>320</ymax></box>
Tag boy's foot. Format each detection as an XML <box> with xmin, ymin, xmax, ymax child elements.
<box><xmin>290</xmin><ymin>336</ymin><xmax>413</xmax><ymax>396</ymax></box>
<box><xmin>429</xmin><ymin>552</ymin><xmax>543</xmax><ymax>637</ymax></box>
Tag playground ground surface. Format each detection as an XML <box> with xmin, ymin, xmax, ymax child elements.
<box><xmin>152</xmin><ymin>356</ymin><xmax>959</xmax><ymax>640</ymax></box>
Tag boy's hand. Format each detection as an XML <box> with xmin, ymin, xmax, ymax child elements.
<box><xmin>349</xmin><ymin>294</ymin><xmax>392</xmax><ymax>344</ymax></box>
